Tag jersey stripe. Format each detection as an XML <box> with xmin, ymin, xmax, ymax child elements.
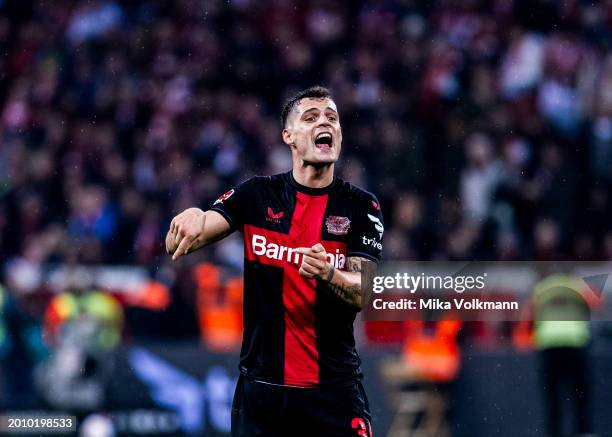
<box><xmin>283</xmin><ymin>192</ymin><xmax>328</xmax><ymax>386</ymax></box>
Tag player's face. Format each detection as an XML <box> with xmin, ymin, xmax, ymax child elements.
<box><xmin>283</xmin><ymin>97</ymin><xmax>342</xmax><ymax>165</ymax></box>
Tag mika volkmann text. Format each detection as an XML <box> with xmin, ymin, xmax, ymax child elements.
<box><xmin>361</xmin><ymin>261</ymin><xmax>612</xmax><ymax>322</ymax></box>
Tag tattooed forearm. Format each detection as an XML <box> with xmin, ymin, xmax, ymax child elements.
<box><xmin>327</xmin><ymin>282</ymin><xmax>362</xmax><ymax>308</ymax></box>
<box><xmin>347</xmin><ymin>257</ymin><xmax>363</xmax><ymax>273</ymax></box>
<box><xmin>323</xmin><ymin>257</ymin><xmax>376</xmax><ymax>310</ymax></box>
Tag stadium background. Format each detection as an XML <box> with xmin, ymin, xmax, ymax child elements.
<box><xmin>1</xmin><ymin>0</ymin><xmax>612</xmax><ymax>435</ymax></box>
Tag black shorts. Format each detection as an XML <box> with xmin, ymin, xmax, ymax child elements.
<box><xmin>231</xmin><ymin>375</ymin><xmax>373</xmax><ymax>437</ymax></box>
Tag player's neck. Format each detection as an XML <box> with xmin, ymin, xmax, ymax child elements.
<box><xmin>292</xmin><ymin>164</ymin><xmax>334</xmax><ymax>189</ymax></box>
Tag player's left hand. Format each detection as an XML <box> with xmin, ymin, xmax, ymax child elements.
<box><xmin>297</xmin><ymin>243</ymin><xmax>331</xmax><ymax>280</ymax></box>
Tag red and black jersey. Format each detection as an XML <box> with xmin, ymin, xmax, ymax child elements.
<box><xmin>211</xmin><ymin>171</ymin><xmax>384</xmax><ymax>387</ymax></box>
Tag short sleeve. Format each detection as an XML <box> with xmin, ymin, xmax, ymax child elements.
<box><xmin>209</xmin><ymin>177</ymin><xmax>255</xmax><ymax>232</ymax></box>
<box><xmin>347</xmin><ymin>192</ymin><xmax>384</xmax><ymax>263</ymax></box>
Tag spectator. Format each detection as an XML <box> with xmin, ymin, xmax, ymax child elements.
<box><xmin>0</xmin><ymin>0</ymin><xmax>610</xmax><ymax>270</ymax></box>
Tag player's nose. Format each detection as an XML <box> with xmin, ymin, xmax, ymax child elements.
<box><xmin>315</xmin><ymin>119</ymin><xmax>333</xmax><ymax>130</ymax></box>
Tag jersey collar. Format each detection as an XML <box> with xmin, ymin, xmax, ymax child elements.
<box><xmin>287</xmin><ymin>171</ymin><xmax>336</xmax><ymax>196</ymax></box>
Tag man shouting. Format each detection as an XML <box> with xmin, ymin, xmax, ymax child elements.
<box><xmin>166</xmin><ymin>86</ymin><xmax>383</xmax><ymax>437</ymax></box>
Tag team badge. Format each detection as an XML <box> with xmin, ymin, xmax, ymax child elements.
<box><xmin>213</xmin><ymin>189</ymin><xmax>235</xmax><ymax>205</ymax></box>
<box><xmin>326</xmin><ymin>216</ymin><xmax>351</xmax><ymax>235</ymax></box>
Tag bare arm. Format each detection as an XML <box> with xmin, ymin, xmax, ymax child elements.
<box><xmin>297</xmin><ymin>244</ymin><xmax>376</xmax><ymax>311</ymax></box>
<box><xmin>166</xmin><ymin>208</ymin><xmax>232</xmax><ymax>260</ymax></box>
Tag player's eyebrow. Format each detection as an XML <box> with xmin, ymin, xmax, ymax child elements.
<box><xmin>301</xmin><ymin>107</ymin><xmax>338</xmax><ymax>117</ymax></box>
<box><xmin>301</xmin><ymin>108</ymin><xmax>319</xmax><ymax>116</ymax></box>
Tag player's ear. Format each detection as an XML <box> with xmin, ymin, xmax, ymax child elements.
<box><xmin>282</xmin><ymin>128</ymin><xmax>295</xmax><ymax>147</ymax></box>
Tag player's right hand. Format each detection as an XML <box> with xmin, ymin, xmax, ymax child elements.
<box><xmin>166</xmin><ymin>208</ymin><xmax>206</xmax><ymax>261</ymax></box>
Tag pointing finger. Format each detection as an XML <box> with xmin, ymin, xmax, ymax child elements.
<box><xmin>173</xmin><ymin>235</ymin><xmax>194</xmax><ymax>261</ymax></box>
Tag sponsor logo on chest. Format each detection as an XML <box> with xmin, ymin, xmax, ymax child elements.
<box><xmin>244</xmin><ymin>226</ymin><xmax>348</xmax><ymax>270</ymax></box>
<box><xmin>251</xmin><ymin>234</ymin><xmax>346</xmax><ymax>269</ymax></box>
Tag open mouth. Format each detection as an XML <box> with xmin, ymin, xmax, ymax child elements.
<box><xmin>314</xmin><ymin>132</ymin><xmax>333</xmax><ymax>150</ymax></box>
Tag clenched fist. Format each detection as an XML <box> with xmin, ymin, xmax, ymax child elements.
<box><xmin>297</xmin><ymin>243</ymin><xmax>332</xmax><ymax>280</ymax></box>
<box><xmin>166</xmin><ymin>208</ymin><xmax>206</xmax><ymax>260</ymax></box>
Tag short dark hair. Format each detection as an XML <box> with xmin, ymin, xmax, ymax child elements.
<box><xmin>281</xmin><ymin>86</ymin><xmax>333</xmax><ymax>127</ymax></box>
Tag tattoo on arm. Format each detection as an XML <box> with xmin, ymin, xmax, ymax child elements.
<box><xmin>327</xmin><ymin>282</ymin><xmax>363</xmax><ymax>308</ymax></box>
<box><xmin>325</xmin><ymin>257</ymin><xmax>376</xmax><ymax>310</ymax></box>
<box><xmin>347</xmin><ymin>257</ymin><xmax>363</xmax><ymax>273</ymax></box>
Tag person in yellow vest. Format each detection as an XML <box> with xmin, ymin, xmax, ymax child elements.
<box><xmin>38</xmin><ymin>289</ymin><xmax>123</xmax><ymax>410</ymax></box>
<box><xmin>43</xmin><ymin>289</ymin><xmax>123</xmax><ymax>350</ymax></box>
<box><xmin>532</xmin><ymin>274</ymin><xmax>594</xmax><ymax>437</ymax></box>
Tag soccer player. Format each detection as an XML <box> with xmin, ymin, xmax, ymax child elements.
<box><xmin>166</xmin><ymin>86</ymin><xmax>383</xmax><ymax>437</ymax></box>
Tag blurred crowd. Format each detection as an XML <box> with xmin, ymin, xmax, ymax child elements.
<box><xmin>1</xmin><ymin>0</ymin><xmax>612</xmax><ymax>272</ymax></box>
<box><xmin>2</xmin><ymin>2</ymin><xmax>612</xmax><ymax>428</ymax></box>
